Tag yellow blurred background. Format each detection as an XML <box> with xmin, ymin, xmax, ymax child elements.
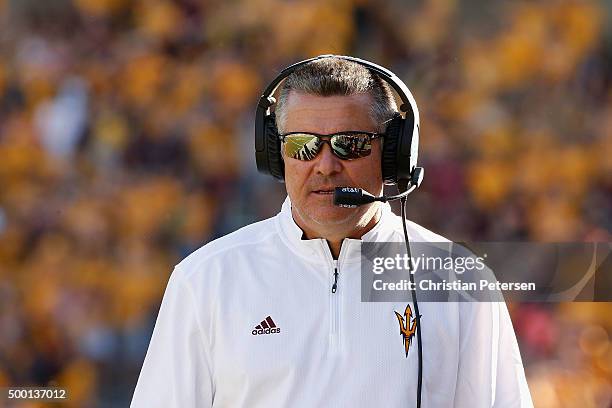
<box><xmin>0</xmin><ymin>0</ymin><xmax>610</xmax><ymax>406</ymax></box>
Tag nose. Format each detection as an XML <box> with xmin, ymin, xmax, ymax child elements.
<box><xmin>313</xmin><ymin>143</ymin><xmax>343</xmax><ymax>176</ymax></box>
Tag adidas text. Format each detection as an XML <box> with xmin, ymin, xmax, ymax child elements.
<box><xmin>252</xmin><ymin>328</ymin><xmax>281</xmax><ymax>335</ymax></box>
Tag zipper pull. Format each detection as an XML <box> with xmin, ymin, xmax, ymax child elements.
<box><xmin>331</xmin><ymin>260</ymin><xmax>339</xmax><ymax>293</ymax></box>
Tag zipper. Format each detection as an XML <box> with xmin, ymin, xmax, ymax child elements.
<box><xmin>331</xmin><ymin>260</ymin><xmax>339</xmax><ymax>293</ymax></box>
<box><xmin>321</xmin><ymin>241</ymin><xmax>347</xmax><ymax>353</ymax></box>
<box><xmin>330</xmin><ymin>259</ymin><xmax>339</xmax><ymax>349</ymax></box>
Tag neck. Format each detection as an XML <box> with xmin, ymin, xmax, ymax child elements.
<box><xmin>292</xmin><ymin>204</ymin><xmax>382</xmax><ymax>259</ymax></box>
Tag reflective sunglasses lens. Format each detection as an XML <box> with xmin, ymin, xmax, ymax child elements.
<box><xmin>331</xmin><ymin>134</ymin><xmax>372</xmax><ymax>159</ymax></box>
<box><xmin>284</xmin><ymin>134</ymin><xmax>321</xmax><ymax>160</ymax></box>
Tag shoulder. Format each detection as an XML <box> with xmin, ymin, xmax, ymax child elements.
<box><xmin>385</xmin><ymin>210</ymin><xmax>451</xmax><ymax>243</ymax></box>
<box><xmin>406</xmin><ymin>218</ymin><xmax>450</xmax><ymax>243</ymax></box>
<box><xmin>175</xmin><ymin>216</ymin><xmax>279</xmax><ymax>280</ymax></box>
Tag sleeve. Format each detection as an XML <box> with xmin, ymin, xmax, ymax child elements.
<box><xmin>453</xmin><ymin>301</ymin><xmax>534</xmax><ymax>408</ymax></box>
<box><xmin>131</xmin><ymin>267</ymin><xmax>214</xmax><ymax>408</ymax></box>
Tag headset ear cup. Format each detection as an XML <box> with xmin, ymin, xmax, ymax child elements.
<box><xmin>382</xmin><ymin>113</ymin><xmax>403</xmax><ymax>184</ymax></box>
<box><xmin>265</xmin><ymin>113</ymin><xmax>285</xmax><ymax>181</ymax></box>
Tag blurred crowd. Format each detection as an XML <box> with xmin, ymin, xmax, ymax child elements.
<box><xmin>0</xmin><ymin>0</ymin><xmax>610</xmax><ymax>406</ymax></box>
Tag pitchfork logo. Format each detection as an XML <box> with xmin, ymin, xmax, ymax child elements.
<box><xmin>394</xmin><ymin>304</ymin><xmax>418</xmax><ymax>357</ymax></box>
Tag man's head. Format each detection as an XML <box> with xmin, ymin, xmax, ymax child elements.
<box><xmin>275</xmin><ymin>57</ymin><xmax>398</xmax><ymax>240</ymax></box>
<box><xmin>275</xmin><ymin>57</ymin><xmax>397</xmax><ymax>135</ymax></box>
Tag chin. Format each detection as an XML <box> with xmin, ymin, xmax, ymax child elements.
<box><xmin>301</xmin><ymin>202</ymin><xmax>371</xmax><ymax>228</ymax></box>
<box><xmin>309</xmin><ymin>209</ymin><xmax>358</xmax><ymax>226</ymax></box>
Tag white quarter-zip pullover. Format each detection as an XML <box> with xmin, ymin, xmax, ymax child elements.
<box><xmin>131</xmin><ymin>197</ymin><xmax>533</xmax><ymax>407</ymax></box>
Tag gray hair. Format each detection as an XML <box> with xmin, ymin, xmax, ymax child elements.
<box><xmin>274</xmin><ymin>57</ymin><xmax>397</xmax><ymax>134</ymax></box>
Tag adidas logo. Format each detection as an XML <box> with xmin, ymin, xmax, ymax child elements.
<box><xmin>251</xmin><ymin>316</ymin><xmax>281</xmax><ymax>335</ymax></box>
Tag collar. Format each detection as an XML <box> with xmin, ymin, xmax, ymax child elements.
<box><xmin>274</xmin><ymin>195</ymin><xmax>398</xmax><ymax>265</ymax></box>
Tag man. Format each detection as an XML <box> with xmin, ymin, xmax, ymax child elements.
<box><xmin>131</xmin><ymin>56</ymin><xmax>533</xmax><ymax>407</ymax></box>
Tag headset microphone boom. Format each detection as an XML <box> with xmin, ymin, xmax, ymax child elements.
<box><xmin>333</xmin><ymin>168</ymin><xmax>424</xmax><ymax>408</ymax></box>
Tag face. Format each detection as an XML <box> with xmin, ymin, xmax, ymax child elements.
<box><xmin>281</xmin><ymin>92</ymin><xmax>384</xmax><ymax>237</ymax></box>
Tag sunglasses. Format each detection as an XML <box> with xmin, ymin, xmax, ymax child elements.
<box><xmin>279</xmin><ymin>131</ymin><xmax>384</xmax><ymax>161</ymax></box>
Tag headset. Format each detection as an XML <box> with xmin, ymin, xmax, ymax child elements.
<box><xmin>255</xmin><ymin>54</ymin><xmax>421</xmax><ymax>186</ymax></box>
<box><xmin>254</xmin><ymin>55</ymin><xmax>424</xmax><ymax>408</ymax></box>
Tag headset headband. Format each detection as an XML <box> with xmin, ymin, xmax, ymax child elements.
<box><xmin>257</xmin><ymin>54</ymin><xmax>418</xmax><ymax>117</ymax></box>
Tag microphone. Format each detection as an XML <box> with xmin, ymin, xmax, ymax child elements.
<box><xmin>333</xmin><ymin>167</ymin><xmax>424</xmax><ymax>208</ymax></box>
<box><xmin>333</xmin><ymin>187</ymin><xmax>377</xmax><ymax>208</ymax></box>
